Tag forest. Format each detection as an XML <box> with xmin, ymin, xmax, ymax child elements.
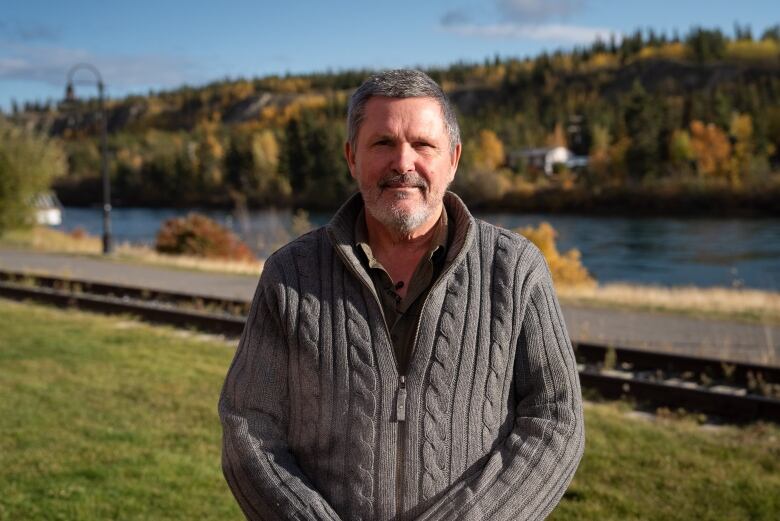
<box><xmin>8</xmin><ymin>25</ymin><xmax>780</xmax><ymax>216</ymax></box>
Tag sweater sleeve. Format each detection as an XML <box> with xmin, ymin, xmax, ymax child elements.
<box><xmin>415</xmin><ymin>253</ymin><xmax>585</xmax><ymax>521</ymax></box>
<box><xmin>218</xmin><ymin>261</ymin><xmax>342</xmax><ymax>521</ymax></box>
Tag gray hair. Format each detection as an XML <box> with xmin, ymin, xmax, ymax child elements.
<box><xmin>347</xmin><ymin>69</ymin><xmax>461</xmax><ymax>153</ymax></box>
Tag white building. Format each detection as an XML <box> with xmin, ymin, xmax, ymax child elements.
<box><xmin>32</xmin><ymin>191</ymin><xmax>63</xmax><ymax>226</ymax></box>
<box><xmin>509</xmin><ymin>146</ymin><xmax>588</xmax><ymax>176</ymax></box>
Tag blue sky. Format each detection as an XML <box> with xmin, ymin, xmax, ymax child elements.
<box><xmin>1</xmin><ymin>0</ymin><xmax>777</xmax><ymax>111</ymax></box>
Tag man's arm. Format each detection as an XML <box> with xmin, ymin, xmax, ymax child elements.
<box><xmin>218</xmin><ymin>261</ymin><xmax>342</xmax><ymax>521</ymax></box>
<box><xmin>416</xmin><ymin>252</ymin><xmax>585</xmax><ymax>521</ymax></box>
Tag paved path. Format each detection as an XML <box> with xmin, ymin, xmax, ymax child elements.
<box><xmin>0</xmin><ymin>247</ymin><xmax>259</xmax><ymax>300</ymax></box>
<box><xmin>1</xmin><ymin>246</ymin><xmax>777</xmax><ymax>366</ymax></box>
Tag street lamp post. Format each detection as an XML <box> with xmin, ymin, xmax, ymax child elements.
<box><xmin>65</xmin><ymin>63</ymin><xmax>112</xmax><ymax>254</ymax></box>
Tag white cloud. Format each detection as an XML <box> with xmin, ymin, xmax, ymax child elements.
<box><xmin>439</xmin><ymin>1</ymin><xmax>614</xmax><ymax>45</ymax></box>
<box><xmin>0</xmin><ymin>43</ymin><xmax>201</xmax><ymax>91</ymax></box>
<box><xmin>441</xmin><ymin>9</ymin><xmax>474</xmax><ymax>27</ymax></box>
<box><xmin>445</xmin><ymin>23</ymin><xmax>615</xmax><ymax>43</ymax></box>
<box><xmin>497</xmin><ymin>0</ymin><xmax>585</xmax><ymax>22</ymax></box>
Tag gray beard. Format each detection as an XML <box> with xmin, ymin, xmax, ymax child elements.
<box><xmin>365</xmin><ymin>191</ymin><xmax>433</xmax><ymax>235</ymax></box>
<box><xmin>358</xmin><ymin>171</ymin><xmax>449</xmax><ymax>236</ymax></box>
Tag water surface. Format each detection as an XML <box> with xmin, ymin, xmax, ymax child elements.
<box><xmin>58</xmin><ymin>207</ymin><xmax>780</xmax><ymax>290</ymax></box>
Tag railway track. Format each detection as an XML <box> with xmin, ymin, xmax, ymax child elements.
<box><xmin>1</xmin><ymin>270</ymin><xmax>778</xmax><ymax>423</ymax></box>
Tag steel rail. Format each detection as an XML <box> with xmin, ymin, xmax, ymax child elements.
<box><xmin>573</xmin><ymin>341</ymin><xmax>780</xmax><ymax>386</ymax></box>
<box><xmin>0</xmin><ymin>270</ymin><xmax>250</xmax><ymax>314</ymax></box>
<box><xmin>578</xmin><ymin>370</ymin><xmax>780</xmax><ymax>422</ymax></box>
<box><xmin>1</xmin><ymin>274</ymin><xmax>778</xmax><ymax>423</ymax></box>
<box><xmin>0</xmin><ymin>281</ymin><xmax>245</xmax><ymax>336</ymax></box>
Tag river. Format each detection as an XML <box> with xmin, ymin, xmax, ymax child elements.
<box><xmin>57</xmin><ymin>206</ymin><xmax>780</xmax><ymax>290</ymax></box>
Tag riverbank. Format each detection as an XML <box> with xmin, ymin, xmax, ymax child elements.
<box><xmin>53</xmin><ymin>177</ymin><xmax>780</xmax><ymax>218</ymax></box>
<box><xmin>483</xmin><ymin>180</ymin><xmax>780</xmax><ymax>217</ymax></box>
<box><xmin>1</xmin><ymin>299</ymin><xmax>777</xmax><ymax>520</ymax></box>
<box><xmin>2</xmin><ymin>227</ymin><xmax>779</xmax><ymax>325</ymax></box>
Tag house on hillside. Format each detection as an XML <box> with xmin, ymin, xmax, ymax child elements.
<box><xmin>508</xmin><ymin>146</ymin><xmax>588</xmax><ymax>176</ymax></box>
<box><xmin>32</xmin><ymin>191</ymin><xmax>63</xmax><ymax>226</ymax></box>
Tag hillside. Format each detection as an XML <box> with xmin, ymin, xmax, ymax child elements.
<box><xmin>8</xmin><ymin>26</ymin><xmax>780</xmax><ymax>214</ymax></box>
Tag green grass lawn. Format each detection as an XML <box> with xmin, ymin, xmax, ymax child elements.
<box><xmin>0</xmin><ymin>299</ymin><xmax>778</xmax><ymax>520</ymax></box>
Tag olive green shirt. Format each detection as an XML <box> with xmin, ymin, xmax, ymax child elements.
<box><xmin>355</xmin><ymin>208</ymin><xmax>449</xmax><ymax>374</ymax></box>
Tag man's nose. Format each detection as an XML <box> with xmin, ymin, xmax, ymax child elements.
<box><xmin>391</xmin><ymin>143</ymin><xmax>416</xmax><ymax>174</ymax></box>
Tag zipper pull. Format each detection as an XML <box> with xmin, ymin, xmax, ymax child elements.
<box><xmin>396</xmin><ymin>376</ymin><xmax>407</xmax><ymax>422</ymax></box>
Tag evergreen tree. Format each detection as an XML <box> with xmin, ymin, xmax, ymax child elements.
<box><xmin>761</xmin><ymin>24</ymin><xmax>780</xmax><ymax>42</ymax></box>
<box><xmin>283</xmin><ymin>115</ymin><xmax>311</xmax><ymax>195</ymax></box>
<box><xmin>224</xmin><ymin>133</ymin><xmax>253</xmax><ymax>194</ymax></box>
<box><xmin>686</xmin><ymin>27</ymin><xmax>727</xmax><ymax>62</ymax></box>
<box><xmin>624</xmin><ymin>81</ymin><xmax>661</xmax><ymax>181</ymax></box>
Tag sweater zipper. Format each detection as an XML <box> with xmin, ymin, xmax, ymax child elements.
<box><xmin>394</xmin><ymin>258</ymin><xmax>459</xmax><ymax>516</ymax></box>
<box><xmin>334</xmin><ymin>248</ymin><xmax>410</xmax><ymax>515</ymax></box>
<box><xmin>396</xmin><ymin>376</ymin><xmax>407</xmax><ymax>421</ymax></box>
<box><xmin>333</xmin><ymin>243</ymin><xmax>460</xmax><ymax>518</ymax></box>
<box><xmin>396</xmin><ymin>375</ymin><xmax>407</xmax><ymax>515</ymax></box>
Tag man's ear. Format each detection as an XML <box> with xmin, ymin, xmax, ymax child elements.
<box><xmin>345</xmin><ymin>141</ymin><xmax>357</xmax><ymax>180</ymax></box>
<box><xmin>449</xmin><ymin>142</ymin><xmax>462</xmax><ymax>181</ymax></box>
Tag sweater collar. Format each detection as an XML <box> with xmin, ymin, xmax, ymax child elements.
<box><xmin>326</xmin><ymin>191</ymin><xmax>476</xmax><ymax>284</ymax></box>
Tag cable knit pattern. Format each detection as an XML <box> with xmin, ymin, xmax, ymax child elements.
<box><xmin>292</xmin><ymin>231</ymin><xmax>323</xmax><ymax>460</ymax></box>
<box><xmin>218</xmin><ymin>192</ymin><xmax>584</xmax><ymax>521</ymax></box>
<box><xmin>420</xmin><ymin>263</ymin><xmax>467</xmax><ymax>500</ymax></box>
<box><xmin>345</xmin><ymin>297</ymin><xmax>378</xmax><ymax>521</ymax></box>
<box><xmin>481</xmin><ymin>232</ymin><xmax>516</xmax><ymax>452</ymax></box>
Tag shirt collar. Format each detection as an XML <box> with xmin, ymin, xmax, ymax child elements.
<box><xmin>325</xmin><ymin>191</ymin><xmax>476</xmax><ymax>295</ymax></box>
<box><xmin>355</xmin><ymin>207</ymin><xmax>449</xmax><ymax>265</ymax></box>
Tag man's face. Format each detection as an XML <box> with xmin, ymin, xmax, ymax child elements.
<box><xmin>345</xmin><ymin>96</ymin><xmax>461</xmax><ymax>235</ymax></box>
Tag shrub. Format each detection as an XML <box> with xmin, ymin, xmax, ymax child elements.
<box><xmin>0</xmin><ymin>118</ymin><xmax>66</xmax><ymax>234</ymax></box>
<box><xmin>518</xmin><ymin>222</ymin><xmax>595</xmax><ymax>287</ymax></box>
<box><xmin>155</xmin><ymin>213</ymin><xmax>256</xmax><ymax>261</ymax></box>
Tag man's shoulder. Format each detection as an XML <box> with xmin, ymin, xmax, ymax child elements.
<box><xmin>472</xmin><ymin>218</ymin><xmax>544</xmax><ymax>263</ymax></box>
<box><xmin>262</xmin><ymin>226</ymin><xmax>329</xmax><ymax>276</ymax></box>
<box><xmin>469</xmin><ymin>219</ymin><xmax>552</xmax><ymax>294</ymax></box>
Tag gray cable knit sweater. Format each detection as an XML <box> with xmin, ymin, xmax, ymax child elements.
<box><xmin>219</xmin><ymin>192</ymin><xmax>585</xmax><ymax>521</ymax></box>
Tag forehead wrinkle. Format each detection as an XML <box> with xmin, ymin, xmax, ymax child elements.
<box><xmin>360</xmin><ymin>97</ymin><xmax>448</xmax><ymax>146</ymax></box>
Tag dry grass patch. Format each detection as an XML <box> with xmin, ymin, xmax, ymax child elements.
<box><xmin>2</xmin><ymin>226</ymin><xmax>102</xmax><ymax>254</ymax></box>
<box><xmin>1</xmin><ymin>226</ymin><xmax>263</xmax><ymax>276</ymax></box>
<box><xmin>559</xmin><ymin>283</ymin><xmax>780</xmax><ymax>324</ymax></box>
<box><xmin>113</xmin><ymin>244</ymin><xmax>263</xmax><ymax>275</ymax></box>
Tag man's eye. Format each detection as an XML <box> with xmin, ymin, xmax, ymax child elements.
<box><xmin>414</xmin><ymin>141</ymin><xmax>434</xmax><ymax>149</ymax></box>
<box><xmin>373</xmin><ymin>139</ymin><xmax>393</xmax><ymax>146</ymax></box>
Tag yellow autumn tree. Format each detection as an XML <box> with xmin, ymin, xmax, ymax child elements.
<box><xmin>729</xmin><ymin>112</ymin><xmax>753</xmax><ymax>186</ymax></box>
<box><xmin>587</xmin><ymin>52</ymin><xmax>619</xmax><ymax>70</ymax></box>
<box><xmin>251</xmin><ymin>130</ymin><xmax>279</xmax><ymax>174</ymax></box>
<box><xmin>518</xmin><ymin>222</ymin><xmax>595</xmax><ymax>287</ymax></box>
<box><xmin>689</xmin><ymin>120</ymin><xmax>732</xmax><ymax>181</ymax></box>
<box><xmin>195</xmin><ymin>122</ymin><xmax>224</xmax><ymax>188</ymax></box>
<box><xmin>587</xmin><ymin>124</ymin><xmax>611</xmax><ymax>181</ymax></box>
<box><xmin>669</xmin><ymin>129</ymin><xmax>695</xmax><ymax>175</ymax></box>
<box><xmin>586</xmin><ymin>125</ymin><xmax>631</xmax><ymax>185</ymax></box>
<box><xmin>472</xmin><ymin>129</ymin><xmax>505</xmax><ymax>172</ymax></box>
<box><xmin>456</xmin><ymin>131</ymin><xmax>510</xmax><ymax>202</ymax></box>
<box><xmin>250</xmin><ymin>130</ymin><xmax>290</xmax><ymax>198</ymax></box>
<box><xmin>225</xmin><ymin>81</ymin><xmax>254</xmax><ymax>103</ymax></box>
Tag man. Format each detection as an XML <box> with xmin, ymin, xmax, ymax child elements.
<box><xmin>219</xmin><ymin>69</ymin><xmax>584</xmax><ymax>521</ymax></box>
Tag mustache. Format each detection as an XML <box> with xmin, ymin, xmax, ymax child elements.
<box><xmin>378</xmin><ymin>172</ymin><xmax>427</xmax><ymax>190</ymax></box>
